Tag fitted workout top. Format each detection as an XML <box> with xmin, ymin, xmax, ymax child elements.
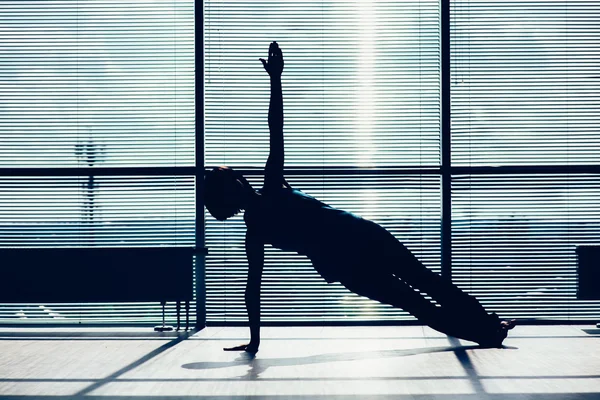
<box><xmin>244</xmin><ymin>186</ymin><xmax>397</xmax><ymax>283</ymax></box>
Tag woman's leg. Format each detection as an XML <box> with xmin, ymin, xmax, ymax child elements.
<box><xmin>340</xmin><ymin>272</ymin><xmax>495</xmax><ymax>345</ymax></box>
<box><xmin>386</xmin><ymin>242</ymin><xmax>501</xmax><ymax>335</ymax></box>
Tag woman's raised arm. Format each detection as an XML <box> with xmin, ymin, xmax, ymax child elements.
<box><xmin>260</xmin><ymin>41</ymin><xmax>286</xmax><ymax>189</ymax></box>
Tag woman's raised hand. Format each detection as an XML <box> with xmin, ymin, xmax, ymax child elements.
<box><xmin>259</xmin><ymin>41</ymin><xmax>284</xmax><ymax>77</ymax></box>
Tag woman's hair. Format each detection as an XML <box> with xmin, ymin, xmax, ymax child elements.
<box><xmin>204</xmin><ymin>166</ymin><xmax>245</xmax><ymax>221</ymax></box>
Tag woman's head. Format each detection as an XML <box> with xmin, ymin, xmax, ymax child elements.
<box><xmin>204</xmin><ymin>166</ymin><xmax>251</xmax><ymax>221</ymax></box>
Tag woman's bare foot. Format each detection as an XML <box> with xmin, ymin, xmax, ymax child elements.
<box><xmin>479</xmin><ymin>318</ymin><xmax>516</xmax><ymax>348</ymax></box>
<box><xmin>500</xmin><ymin>319</ymin><xmax>517</xmax><ymax>331</ymax></box>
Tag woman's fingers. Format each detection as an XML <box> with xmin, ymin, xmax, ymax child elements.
<box><xmin>261</xmin><ymin>42</ymin><xmax>283</xmax><ymax>75</ymax></box>
<box><xmin>223</xmin><ymin>344</ymin><xmax>248</xmax><ymax>351</ymax></box>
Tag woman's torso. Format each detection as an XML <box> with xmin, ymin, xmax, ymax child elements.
<box><xmin>244</xmin><ymin>187</ymin><xmax>398</xmax><ymax>282</ymax></box>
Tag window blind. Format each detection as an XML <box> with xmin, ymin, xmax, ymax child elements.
<box><xmin>0</xmin><ymin>0</ymin><xmax>196</xmax><ymax>325</ymax></box>
<box><xmin>204</xmin><ymin>0</ymin><xmax>440</xmax><ymax>323</ymax></box>
<box><xmin>450</xmin><ymin>0</ymin><xmax>600</xmax><ymax>166</ymax></box>
<box><xmin>450</xmin><ymin>0</ymin><xmax>600</xmax><ymax>321</ymax></box>
<box><xmin>0</xmin><ymin>177</ymin><xmax>195</xmax><ymax>247</ymax></box>
<box><xmin>452</xmin><ymin>174</ymin><xmax>600</xmax><ymax>320</ymax></box>
<box><xmin>205</xmin><ymin>0</ymin><xmax>441</xmax><ymax>168</ymax></box>
<box><xmin>0</xmin><ymin>0</ymin><xmax>195</xmax><ymax>167</ymax></box>
<box><xmin>204</xmin><ymin>0</ymin><xmax>441</xmax><ymax>322</ymax></box>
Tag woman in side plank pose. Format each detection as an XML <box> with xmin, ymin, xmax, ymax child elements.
<box><xmin>205</xmin><ymin>42</ymin><xmax>515</xmax><ymax>353</ymax></box>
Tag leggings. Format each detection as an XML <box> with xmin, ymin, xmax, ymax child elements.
<box><xmin>339</xmin><ymin>242</ymin><xmax>500</xmax><ymax>345</ymax></box>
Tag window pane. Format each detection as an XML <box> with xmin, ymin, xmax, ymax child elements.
<box><xmin>0</xmin><ymin>0</ymin><xmax>196</xmax><ymax>326</ymax></box>
<box><xmin>451</xmin><ymin>1</ymin><xmax>600</xmax><ymax>166</ymax></box>
<box><xmin>452</xmin><ymin>174</ymin><xmax>600</xmax><ymax>320</ymax></box>
<box><xmin>205</xmin><ymin>0</ymin><xmax>441</xmax><ymax>168</ymax></box>
<box><xmin>0</xmin><ymin>176</ymin><xmax>196</xmax><ymax>325</ymax></box>
<box><xmin>0</xmin><ymin>176</ymin><xmax>195</xmax><ymax>247</ymax></box>
<box><xmin>0</xmin><ymin>0</ymin><xmax>195</xmax><ymax>168</ymax></box>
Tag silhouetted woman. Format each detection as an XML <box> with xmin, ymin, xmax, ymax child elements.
<box><xmin>205</xmin><ymin>42</ymin><xmax>515</xmax><ymax>353</ymax></box>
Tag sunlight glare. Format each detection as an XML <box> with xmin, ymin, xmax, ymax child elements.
<box><xmin>355</xmin><ymin>0</ymin><xmax>377</xmax><ymax>168</ymax></box>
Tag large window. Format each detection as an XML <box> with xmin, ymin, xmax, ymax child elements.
<box><xmin>1</xmin><ymin>0</ymin><xmax>598</xmax><ymax>325</ymax></box>
<box><xmin>0</xmin><ymin>0</ymin><xmax>195</xmax><ymax>324</ymax></box>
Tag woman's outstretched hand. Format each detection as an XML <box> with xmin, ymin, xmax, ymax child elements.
<box><xmin>259</xmin><ymin>41</ymin><xmax>284</xmax><ymax>77</ymax></box>
<box><xmin>223</xmin><ymin>342</ymin><xmax>259</xmax><ymax>354</ymax></box>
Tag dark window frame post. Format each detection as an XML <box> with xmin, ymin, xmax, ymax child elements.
<box><xmin>195</xmin><ymin>0</ymin><xmax>206</xmax><ymax>330</ymax></box>
<box><xmin>441</xmin><ymin>0</ymin><xmax>452</xmax><ymax>281</ymax></box>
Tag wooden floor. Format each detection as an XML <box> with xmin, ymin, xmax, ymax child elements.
<box><xmin>0</xmin><ymin>325</ymin><xmax>599</xmax><ymax>399</ymax></box>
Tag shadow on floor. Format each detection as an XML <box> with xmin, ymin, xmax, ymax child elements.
<box><xmin>581</xmin><ymin>328</ymin><xmax>600</xmax><ymax>335</ymax></box>
<box><xmin>182</xmin><ymin>343</ymin><xmax>518</xmax><ymax>379</ymax></box>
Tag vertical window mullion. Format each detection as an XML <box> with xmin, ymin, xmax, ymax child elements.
<box><xmin>441</xmin><ymin>0</ymin><xmax>452</xmax><ymax>281</ymax></box>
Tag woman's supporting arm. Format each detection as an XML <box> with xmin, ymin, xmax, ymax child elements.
<box><xmin>245</xmin><ymin>230</ymin><xmax>264</xmax><ymax>352</ymax></box>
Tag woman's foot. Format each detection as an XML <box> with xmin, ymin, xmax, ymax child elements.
<box><xmin>479</xmin><ymin>317</ymin><xmax>516</xmax><ymax>348</ymax></box>
<box><xmin>500</xmin><ymin>319</ymin><xmax>517</xmax><ymax>331</ymax></box>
